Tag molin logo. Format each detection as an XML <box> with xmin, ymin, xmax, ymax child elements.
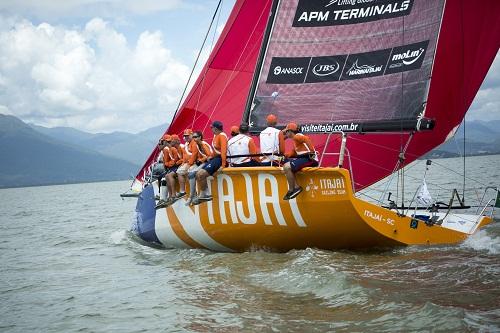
<box><xmin>346</xmin><ymin>59</ymin><xmax>382</xmax><ymax>76</ymax></box>
<box><xmin>273</xmin><ymin>65</ymin><xmax>304</xmax><ymax>76</ymax></box>
<box><xmin>392</xmin><ymin>47</ymin><xmax>425</xmax><ymax>65</ymax></box>
<box><xmin>386</xmin><ymin>40</ymin><xmax>429</xmax><ymax>74</ymax></box>
<box><xmin>312</xmin><ymin>62</ymin><xmax>340</xmax><ymax>76</ymax></box>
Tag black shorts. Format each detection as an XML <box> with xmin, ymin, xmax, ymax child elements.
<box><xmin>289</xmin><ymin>157</ymin><xmax>318</xmax><ymax>173</ymax></box>
<box><xmin>166</xmin><ymin>165</ymin><xmax>179</xmax><ymax>174</ymax></box>
<box><xmin>202</xmin><ymin>156</ymin><xmax>223</xmax><ymax>176</ymax></box>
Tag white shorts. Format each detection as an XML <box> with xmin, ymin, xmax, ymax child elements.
<box><xmin>176</xmin><ymin>163</ymin><xmax>190</xmax><ymax>175</ymax></box>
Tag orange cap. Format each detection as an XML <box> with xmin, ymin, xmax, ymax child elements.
<box><xmin>266</xmin><ymin>114</ymin><xmax>277</xmax><ymax>123</ymax></box>
<box><xmin>230</xmin><ymin>125</ymin><xmax>239</xmax><ymax>133</ymax></box>
<box><xmin>284</xmin><ymin>122</ymin><xmax>298</xmax><ymax>132</ymax></box>
<box><xmin>162</xmin><ymin>134</ymin><xmax>172</xmax><ymax>141</ymax></box>
<box><xmin>183</xmin><ymin>128</ymin><xmax>193</xmax><ymax>136</ymax></box>
<box><xmin>170</xmin><ymin>134</ymin><xmax>180</xmax><ymax>141</ymax></box>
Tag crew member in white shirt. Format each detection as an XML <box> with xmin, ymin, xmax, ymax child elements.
<box><xmin>259</xmin><ymin>114</ymin><xmax>285</xmax><ymax>166</ymax></box>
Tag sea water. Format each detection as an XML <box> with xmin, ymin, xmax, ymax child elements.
<box><xmin>0</xmin><ymin>155</ymin><xmax>499</xmax><ymax>332</ymax></box>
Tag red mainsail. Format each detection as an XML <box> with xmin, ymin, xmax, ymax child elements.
<box><xmin>135</xmin><ymin>0</ymin><xmax>500</xmax><ymax>191</ymax></box>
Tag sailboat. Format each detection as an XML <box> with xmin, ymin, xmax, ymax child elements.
<box><xmin>128</xmin><ymin>0</ymin><xmax>500</xmax><ymax>252</ymax></box>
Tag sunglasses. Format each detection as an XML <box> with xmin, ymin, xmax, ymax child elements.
<box><xmin>192</xmin><ymin>135</ymin><xmax>201</xmax><ymax>139</ymax></box>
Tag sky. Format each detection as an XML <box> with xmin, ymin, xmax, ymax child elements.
<box><xmin>0</xmin><ymin>0</ymin><xmax>498</xmax><ymax>134</ymax></box>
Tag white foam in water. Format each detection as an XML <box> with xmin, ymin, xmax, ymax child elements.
<box><xmin>109</xmin><ymin>230</ymin><xmax>127</xmax><ymax>245</ymax></box>
<box><xmin>461</xmin><ymin>229</ymin><xmax>500</xmax><ymax>255</ymax></box>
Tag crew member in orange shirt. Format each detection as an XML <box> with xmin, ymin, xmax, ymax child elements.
<box><xmin>186</xmin><ymin>131</ymin><xmax>213</xmax><ymax>204</ymax></box>
<box><xmin>163</xmin><ymin>134</ymin><xmax>184</xmax><ymax>207</ymax></box>
<box><xmin>195</xmin><ymin>120</ymin><xmax>228</xmax><ymax>203</ymax></box>
<box><xmin>175</xmin><ymin>129</ymin><xmax>194</xmax><ymax>198</ymax></box>
<box><xmin>282</xmin><ymin>122</ymin><xmax>318</xmax><ymax>200</ymax></box>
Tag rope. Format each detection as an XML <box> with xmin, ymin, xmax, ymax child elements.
<box><xmin>170</xmin><ymin>0</ymin><xmax>223</xmax><ymax>126</ymax></box>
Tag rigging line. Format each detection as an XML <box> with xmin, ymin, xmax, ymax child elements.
<box><xmin>192</xmin><ymin>0</ymin><xmax>224</xmax><ymax>128</ymax></box>
<box><xmin>171</xmin><ymin>0</ymin><xmax>223</xmax><ymax>127</ymax></box>
<box><xmin>460</xmin><ymin>0</ymin><xmax>466</xmax><ymax>202</ymax></box>
<box><xmin>430</xmin><ymin>159</ymin><xmax>490</xmax><ymax>188</ymax></box>
<box><xmin>399</xmin><ymin>13</ymin><xmax>406</xmax><ymax>208</ymax></box>
<box><xmin>380</xmin><ymin>133</ymin><xmax>414</xmax><ymax>203</ymax></box>
<box><xmin>347</xmin><ymin>134</ymin><xmax>412</xmax><ymax>154</ymax></box>
<box><xmin>201</xmin><ymin>2</ymin><xmax>270</xmax><ymax>132</ymax></box>
<box><xmin>189</xmin><ymin>29</ymin><xmax>263</xmax><ymax>128</ymax></box>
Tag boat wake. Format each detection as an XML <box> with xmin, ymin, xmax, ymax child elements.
<box><xmin>461</xmin><ymin>229</ymin><xmax>500</xmax><ymax>255</ymax></box>
<box><xmin>246</xmin><ymin>249</ymin><xmax>369</xmax><ymax>306</ymax></box>
<box><xmin>109</xmin><ymin>230</ymin><xmax>129</xmax><ymax>245</ymax></box>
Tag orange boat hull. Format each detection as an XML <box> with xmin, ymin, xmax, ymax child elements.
<box><xmin>138</xmin><ymin>167</ymin><xmax>492</xmax><ymax>252</ymax></box>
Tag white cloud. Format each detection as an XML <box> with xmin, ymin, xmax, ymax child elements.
<box><xmin>0</xmin><ymin>15</ymin><xmax>189</xmax><ymax>132</ymax></box>
<box><xmin>468</xmin><ymin>52</ymin><xmax>500</xmax><ymax>122</ymax></box>
<box><xmin>0</xmin><ymin>104</ymin><xmax>14</xmax><ymax>115</ymax></box>
<box><xmin>0</xmin><ymin>0</ymin><xmax>183</xmax><ymax>19</ymax></box>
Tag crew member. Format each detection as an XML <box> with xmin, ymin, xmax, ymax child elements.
<box><xmin>151</xmin><ymin>137</ymin><xmax>166</xmax><ymax>186</ymax></box>
<box><xmin>156</xmin><ymin>134</ymin><xmax>182</xmax><ymax>208</ymax></box>
<box><xmin>259</xmin><ymin>114</ymin><xmax>285</xmax><ymax>166</ymax></box>
<box><xmin>175</xmin><ymin>129</ymin><xmax>194</xmax><ymax>198</ymax></box>
<box><xmin>195</xmin><ymin>121</ymin><xmax>228</xmax><ymax>203</ymax></box>
<box><xmin>230</xmin><ymin>125</ymin><xmax>239</xmax><ymax>137</ymax></box>
<box><xmin>186</xmin><ymin>131</ymin><xmax>213</xmax><ymax>205</ymax></box>
<box><xmin>282</xmin><ymin>122</ymin><xmax>318</xmax><ymax>200</ymax></box>
<box><xmin>227</xmin><ymin>123</ymin><xmax>259</xmax><ymax>167</ymax></box>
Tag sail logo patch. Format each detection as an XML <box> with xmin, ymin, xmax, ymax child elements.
<box><xmin>274</xmin><ymin>66</ymin><xmax>304</xmax><ymax>75</ymax></box>
<box><xmin>385</xmin><ymin>40</ymin><xmax>429</xmax><ymax>74</ymax></box>
<box><xmin>266</xmin><ymin>57</ymin><xmax>309</xmax><ymax>84</ymax></box>
<box><xmin>306</xmin><ymin>55</ymin><xmax>346</xmax><ymax>83</ymax></box>
<box><xmin>341</xmin><ymin>48</ymin><xmax>391</xmax><ymax>80</ymax></box>
<box><xmin>346</xmin><ymin>60</ymin><xmax>383</xmax><ymax>76</ymax></box>
<box><xmin>293</xmin><ymin>0</ymin><xmax>414</xmax><ymax>27</ymax></box>
<box><xmin>265</xmin><ymin>41</ymin><xmax>428</xmax><ymax>84</ymax></box>
<box><xmin>312</xmin><ymin>63</ymin><xmax>339</xmax><ymax>76</ymax></box>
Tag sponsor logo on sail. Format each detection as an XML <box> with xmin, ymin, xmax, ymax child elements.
<box><xmin>266</xmin><ymin>57</ymin><xmax>310</xmax><ymax>84</ymax></box>
<box><xmin>385</xmin><ymin>40</ymin><xmax>429</xmax><ymax>75</ymax></box>
<box><xmin>293</xmin><ymin>0</ymin><xmax>414</xmax><ymax>27</ymax></box>
<box><xmin>392</xmin><ymin>48</ymin><xmax>425</xmax><ymax>65</ymax></box>
<box><xmin>341</xmin><ymin>48</ymin><xmax>391</xmax><ymax>80</ymax></box>
<box><xmin>305</xmin><ymin>55</ymin><xmax>346</xmax><ymax>83</ymax></box>
<box><xmin>312</xmin><ymin>62</ymin><xmax>340</xmax><ymax>76</ymax></box>
<box><xmin>346</xmin><ymin>59</ymin><xmax>382</xmax><ymax>76</ymax></box>
<box><xmin>273</xmin><ymin>65</ymin><xmax>304</xmax><ymax>76</ymax></box>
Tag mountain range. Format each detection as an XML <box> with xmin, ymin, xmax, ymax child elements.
<box><xmin>425</xmin><ymin>120</ymin><xmax>500</xmax><ymax>158</ymax></box>
<box><xmin>1</xmin><ymin>113</ymin><xmax>499</xmax><ymax>188</ymax></box>
<box><xmin>0</xmin><ymin>114</ymin><xmax>168</xmax><ymax>188</ymax></box>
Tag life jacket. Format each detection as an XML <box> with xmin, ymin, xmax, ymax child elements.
<box><xmin>260</xmin><ymin>126</ymin><xmax>281</xmax><ymax>162</ymax></box>
<box><xmin>212</xmin><ymin>132</ymin><xmax>228</xmax><ymax>155</ymax></box>
<box><xmin>183</xmin><ymin>141</ymin><xmax>193</xmax><ymax>163</ymax></box>
<box><xmin>197</xmin><ymin>140</ymin><xmax>213</xmax><ymax>161</ymax></box>
<box><xmin>293</xmin><ymin>133</ymin><xmax>318</xmax><ymax>161</ymax></box>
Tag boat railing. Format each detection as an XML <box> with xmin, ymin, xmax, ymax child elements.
<box><xmin>476</xmin><ymin>186</ymin><xmax>499</xmax><ymax>218</ymax></box>
<box><xmin>318</xmin><ymin>131</ymin><xmax>351</xmax><ymax>167</ymax></box>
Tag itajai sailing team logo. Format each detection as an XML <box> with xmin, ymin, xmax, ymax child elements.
<box><xmin>305</xmin><ymin>177</ymin><xmax>347</xmax><ymax>197</ymax></box>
